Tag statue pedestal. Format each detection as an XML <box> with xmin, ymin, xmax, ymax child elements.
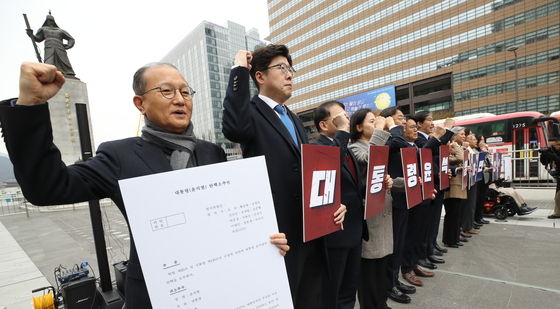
<box><xmin>49</xmin><ymin>78</ymin><xmax>94</xmax><ymax>165</ymax></box>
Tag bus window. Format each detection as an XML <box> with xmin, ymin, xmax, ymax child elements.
<box><xmin>528</xmin><ymin>127</ymin><xmax>539</xmax><ymax>177</ymax></box>
<box><xmin>513</xmin><ymin>129</ymin><xmax>525</xmax><ymax>178</ymax></box>
<box><xmin>472</xmin><ymin>121</ymin><xmax>507</xmax><ymax>144</ymax></box>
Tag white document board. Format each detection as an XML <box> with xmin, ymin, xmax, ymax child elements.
<box><xmin>119</xmin><ymin>156</ymin><xmax>293</xmax><ymax>309</ymax></box>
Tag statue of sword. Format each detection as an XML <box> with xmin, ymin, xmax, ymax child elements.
<box><xmin>23</xmin><ymin>13</ymin><xmax>43</xmax><ymax>63</ymax></box>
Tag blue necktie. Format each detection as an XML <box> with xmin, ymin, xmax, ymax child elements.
<box><xmin>273</xmin><ymin>105</ymin><xmax>299</xmax><ymax>146</ymax></box>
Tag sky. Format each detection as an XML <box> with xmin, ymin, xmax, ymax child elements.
<box><xmin>0</xmin><ymin>0</ymin><xmax>270</xmax><ymax>155</ymax></box>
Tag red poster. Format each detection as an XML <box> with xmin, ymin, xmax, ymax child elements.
<box><xmin>420</xmin><ymin>148</ymin><xmax>434</xmax><ymax>201</ymax></box>
<box><xmin>301</xmin><ymin>144</ymin><xmax>342</xmax><ymax>242</ymax></box>
<box><xmin>439</xmin><ymin>145</ymin><xmax>450</xmax><ymax>190</ymax></box>
<box><xmin>364</xmin><ymin>145</ymin><xmax>389</xmax><ymax>219</ymax></box>
<box><xmin>401</xmin><ymin>148</ymin><xmax>422</xmax><ymax>209</ymax></box>
<box><xmin>461</xmin><ymin>150</ymin><xmax>469</xmax><ymax>191</ymax></box>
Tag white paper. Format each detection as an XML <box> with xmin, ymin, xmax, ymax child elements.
<box><xmin>119</xmin><ymin>156</ymin><xmax>293</xmax><ymax>309</ymax></box>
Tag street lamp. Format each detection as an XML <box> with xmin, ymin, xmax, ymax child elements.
<box><xmin>507</xmin><ymin>46</ymin><xmax>520</xmax><ymax>111</ymax></box>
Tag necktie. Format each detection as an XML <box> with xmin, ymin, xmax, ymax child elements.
<box><xmin>273</xmin><ymin>105</ymin><xmax>299</xmax><ymax>145</ymax></box>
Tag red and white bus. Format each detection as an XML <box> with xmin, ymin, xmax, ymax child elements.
<box><xmin>437</xmin><ymin>112</ymin><xmax>552</xmax><ymax>182</ymax></box>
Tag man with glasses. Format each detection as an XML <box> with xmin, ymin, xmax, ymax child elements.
<box><xmin>223</xmin><ymin>45</ymin><xmax>345</xmax><ymax>309</ymax></box>
<box><xmin>311</xmin><ymin>100</ymin><xmax>364</xmax><ymax>309</ymax></box>
<box><xmin>0</xmin><ymin>62</ymin><xmax>289</xmax><ymax>308</ymax></box>
<box><xmin>380</xmin><ymin>107</ymin><xmax>417</xmax><ymax>304</ymax></box>
<box><xmin>400</xmin><ymin>112</ymin><xmax>456</xmax><ymax>290</ymax></box>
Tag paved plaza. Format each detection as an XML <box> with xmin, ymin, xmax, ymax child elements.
<box><xmin>0</xmin><ymin>188</ymin><xmax>558</xmax><ymax>309</ymax></box>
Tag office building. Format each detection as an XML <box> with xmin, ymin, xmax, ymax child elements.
<box><xmin>267</xmin><ymin>0</ymin><xmax>559</xmax><ymax>120</ymax></box>
<box><xmin>162</xmin><ymin>21</ymin><xmax>266</xmax><ymax>158</ymax></box>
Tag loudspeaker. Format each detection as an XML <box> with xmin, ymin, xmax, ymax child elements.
<box><xmin>113</xmin><ymin>261</ymin><xmax>128</xmax><ymax>296</ymax></box>
<box><xmin>61</xmin><ymin>276</ymin><xmax>96</xmax><ymax>309</ymax></box>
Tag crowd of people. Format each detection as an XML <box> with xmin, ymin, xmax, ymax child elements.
<box><xmin>0</xmin><ymin>43</ymin><xmax>547</xmax><ymax>309</ymax></box>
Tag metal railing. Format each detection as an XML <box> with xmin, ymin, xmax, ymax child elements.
<box><xmin>500</xmin><ymin>149</ymin><xmax>556</xmax><ymax>188</ymax></box>
<box><xmin>0</xmin><ymin>188</ymin><xmax>117</xmax><ymax>217</ymax></box>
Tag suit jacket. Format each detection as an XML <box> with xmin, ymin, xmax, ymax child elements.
<box><xmin>222</xmin><ymin>68</ymin><xmax>333</xmax><ymax>305</ymax></box>
<box><xmin>348</xmin><ymin>131</ymin><xmax>394</xmax><ymax>259</ymax></box>
<box><xmin>222</xmin><ymin>67</ymin><xmax>308</xmax><ymax>245</ymax></box>
<box><xmin>0</xmin><ymin>100</ymin><xmax>226</xmax><ymax>307</ymax></box>
<box><xmin>387</xmin><ymin>126</ymin><xmax>417</xmax><ymax>209</ymax></box>
<box><xmin>312</xmin><ymin>132</ymin><xmax>364</xmax><ymax>248</ymax></box>
<box><xmin>445</xmin><ymin>142</ymin><xmax>468</xmax><ymax>200</ymax></box>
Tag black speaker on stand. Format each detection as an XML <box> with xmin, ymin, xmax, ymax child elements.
<box><xmin>75</xmin><ymin>103</ymin><xmax>124</xmax><ymax>309</ymax></box>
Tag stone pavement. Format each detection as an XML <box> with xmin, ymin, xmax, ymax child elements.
<box><xmin>0</xmin><ymin>189</ymin><xmax>558</xmax><ymax>309</ymax></box>
<box><xmin>0</xmin><ymin>220</ymin><xmax>50</xmax><ymax>308</ymax></box>
<box><xmin>383</xmin><ymin>221</ymin><xmax>560</xmax><ymax>309</ymax></box>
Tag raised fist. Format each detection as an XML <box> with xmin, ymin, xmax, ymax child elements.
<box><xmin>374</xmin><ymin>116</ymin><xmax>386</xmax><ymax>130</ymax></box>
<box><xmin>16</xmin><ymin>62</ymin><xmax>65</xmax><ymax>106</ymax></box>
<box><xmin>385</xmin><ymin>115</ymin><xmax>395</xmax><ymax>129</ymax></box>
<box><xmin>433</xmin><ymin>126</ymin><xmax>446</xmax><ymax>139</ymax></box>
<box><xmin>443</xmin><ymin>118</ymin><xmax>455</xmax><ymax>129</ymax></box>
<box><xmin>332</xmin><ymin>111</ymin><xmax>350</xmax><ymax>132</ymax></box>
<box><xmin>234</xmin><ymin>50</ymin><xmax>253</xmax><ymax>70</ymax></box>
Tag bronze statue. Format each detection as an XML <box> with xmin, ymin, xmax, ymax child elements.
<box><xmin>26</xmin><ymin>12</ymin><xmax>77</xmax><ymax>78</ymax></box>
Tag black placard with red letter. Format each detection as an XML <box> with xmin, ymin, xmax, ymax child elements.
<box><xmin>301</xmin><ymin>144</ymin><xmax>342</xmax><ymax>242</ymax></box>
<box><xmin>401</xmin><ymin>147</ymin><xmax>422</xmax><ymax>209</ymax></box>
<box><xmin>439</xmin><ymin>145</ymin><xmax>450</xmax><ymax>190</ymax></box>
<box><xmin>364</xmin><ymin>145</ymin><xmax>389</xmax><ymax>219</ymax></box>
<box><xmin>420</xmin><ymin>148</ymin><xmax>434</xmax><ymax>201</ymax></box>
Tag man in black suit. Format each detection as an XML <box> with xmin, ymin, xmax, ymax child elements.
<box><xmin>312</xmin><ymin>101</ymin><xmax>364</xmax><ymax>309</ymax></box>
<box><xmin>222</xmin><ymin>45</ymin><xmax>346</xmax><ymax>309</ymax></box>
<box><xmin>400</xmin><ymin>112</ymin><xmax>455</xmax><ymax>287</ymax></box>
<box><xmin>413</xmin><ymin>113</ymin><xmax>455</xmax><ymax>267</ymax></box>
<box><xmin>0</xmin><ymin>62</ymin><xmax>289</xmax><ymax>308</ymax></box>
<box><xmin>381</xmin><ymin>107</ymin><xmax>417</xmax><ymax>304</ymax></box>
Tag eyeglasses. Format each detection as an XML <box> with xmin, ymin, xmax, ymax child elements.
<box><xmin>266</xmin><ymin>63</ymin><xmax>296</xmax><ymax>76</ymax></box>
<box><xmin>141</xmin><ymin>86</ymin><xmax>196</xmax><ymax>100</ymax></box>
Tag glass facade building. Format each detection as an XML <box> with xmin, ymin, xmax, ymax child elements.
<box><xmin>162</xmin><ymin>21</ymin><xmax>265</xmax><ymax>158</ymax></box>
<box><xmin>267</xmin><ymin>0</ymin><xmax>560</xmax><ymax>118</ymax></box>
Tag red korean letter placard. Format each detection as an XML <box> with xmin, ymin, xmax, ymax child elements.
<box><xmin>439</xmin><ymin>145</ymin><xmax>450</xmax><ymax>190</ymax></box>
<box><xmin>364</xmin><ymin>145</ymin><xmax>389</xmax><ymax>219</ymax></box>
<box><xmin>301</xmin><ymin>144</ymin><xmax>341</xmax><ymax>242</ymax></box>
<box><xmin>420</xmin><ymin>148</ymin><xmax>434</xmax><ymax>201</ymax></box>
<box><xmin>401</xmin><ymin>148</ymin><xmax>422</xmax><ymax>209</ymax></box>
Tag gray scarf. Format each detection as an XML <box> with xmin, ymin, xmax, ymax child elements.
<box><xmin>141</xmin><ymin>117</ymin><xmax>197</xmax><ymax>170</ymax></box>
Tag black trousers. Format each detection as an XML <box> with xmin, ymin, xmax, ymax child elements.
<box><xmin>358</xmin><ymin>255</ymin><xmax>390</xmax><ymax>309</ymax></box>
<box><xmin>386</xmin><ymin>204</ymin><xmax>408</xmax><ymax>289</ymax></box>
<box><xmin>327</xmin><ymin>245</ymin><xmax>361</xmax><ymax>309</ymax></box>
<box><xmin>427</xmin><ymin>191</ymin><xmax>445</xmax><ymax>254</ymax></box>
<box><xmin>287</xmin><ymin>238</ymin><xmax>333</xmax><ymax>309</ymax></box>
<box><xmin>401</xmin><ymin>200</ymin><xmax>431</xmax><ymax>273</ymax></box>
<box><xmin>474</xmin><ymin>181</ymin><xmax>488</xmax><ymax>222</ymax></box>
<box><xmin>443</xmin><ymin>198</ymin><xmax>464</xmax><ymax>245</ymax></box>
<box><xmin>462</xmin><ymin>185</ymin><xmax>478</xmax><ymax>231</ymax></box>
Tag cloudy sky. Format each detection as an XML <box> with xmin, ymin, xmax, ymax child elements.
<box><xmin>0</xmin><ymin>0</ymin><xmax>270</xmax><ymax>155</ymax></box>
